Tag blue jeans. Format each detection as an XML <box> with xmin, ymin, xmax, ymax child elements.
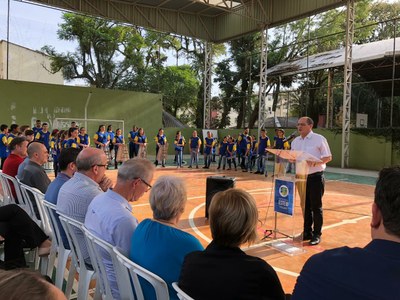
<box><xmin>257</xmin><ymin>154</ymin><xmax>268</xmax><ymax>174</ymax></box>
<box><xmin>190</xmin><ymin>149</ymin><xmax>198</xmax><ymax>167</ymax></box>
<box><xmin>176</xmin><ymin>150</ymin><xmax>183</xmax><ymax>167</ymax></box>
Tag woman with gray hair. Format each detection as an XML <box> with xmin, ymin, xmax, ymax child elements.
<box><xmin>129</xmin><ymin>175</ymin><xmax>203</xmax><ymax>300</ymax></box>
<box><xmin>178</xmin><ymin>188</ymin><xmax>286</xmax><ymax>300</ymax></box>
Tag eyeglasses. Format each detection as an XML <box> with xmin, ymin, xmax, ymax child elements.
<box><xmin>138</xmin><ymin>178</ymin><xmax>152</xmax><ymax>191</ymax></box>
<box><xmin>94</xmin><ymin>164</ymin><xmax>107</xmax><ymax>168</ymax></box>
<box><xmin>297</xmin><ymin>123</ymin><xmax>308</xmax><ymax>126</ymax></box>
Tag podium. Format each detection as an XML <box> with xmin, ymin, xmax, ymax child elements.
<box><xmin>263</xmin><ymin>149</ymin><xmax>322</xmax><ymax>255</ymax></box>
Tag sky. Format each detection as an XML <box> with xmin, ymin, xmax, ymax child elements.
<box><xmin>0</xmin><ymin>0</ymin><xmax>72</xmax><ymax>52</ymax></box>
<box><xmin>0</xmin><ymin>0</ymin><xmax>192</xmax><ymax>86</ymax></box>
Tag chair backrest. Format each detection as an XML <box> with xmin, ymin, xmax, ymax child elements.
<box><xmin>19</xmin><ymin>183</ymin><xmax>51</xmax><ymax>235</ymax></box>
<box><xmin>58</xmin><ymin>213</ymin><xmax>90</xmax><ymax>274</ymax></box>
<box><xmin>172</xmin><ymin>282</ymin><xmax>195</xmax><ymax>300</ymax></box>
<box><xmin>0</xmin><ymin>171</ymin><xmax>9</xmax><ymax>206</ymax></box>
<box><xmin>82</xmin><ymin>226</ymin><xmax>115</xmax><ymax>300</ymax></box>
<box><xmin>42</xmin><ymin>200</ymin><xmax>64</xmax><ymax>251</ymax></box>
<box><xmin>113</xmin><ymin>247</ymin><xmax>170</xmax><ymax>300</ymax></box>
<box><xmin>0</xmin><ymin>172</ymin><xmax>24</xmax><ymax>206</ymax></box>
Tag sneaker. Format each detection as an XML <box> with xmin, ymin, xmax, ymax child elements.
<box><xmin>196</xmin><ymin>166</ymin><xmax>199</xmax><ymax>169</ymax></box>
<box><xmin>217</xmin><ymin>167</ymin><xmax>220</xmax><ymax>170</ymax></box>
<box><xmin>227</xmin><ymin>168</ymin><xmax>231</xmax><ymax>170</ymax></box>
<box><xmin>188</xmin><ymin>166</ymin><xmax>192</xmax><ymax>168</ymax></box>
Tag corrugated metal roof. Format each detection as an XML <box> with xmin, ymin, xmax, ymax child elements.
<box><xmin>267</xmin><ymin>38</ymin><xmax>400</xmax><ymax>97</ymax></box>
<box><xmin>28</xmin><ymin>0</ymin><xmax>345</xmax><ymax>42</ymax></box>
<box><xmin>267</xmin><ymin>38</ymin><xmax>400</xmax><ymax>76</ymax></box>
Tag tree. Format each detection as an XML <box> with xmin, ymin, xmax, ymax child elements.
<box><xmin>42</xmin><ymin>13</ymin><xmax>177</xmax><ymax>89</ymax></box>
<box><xmin>159</xmin><ymin>65</ymin><xmax>199</xmax><ymax>124</ymax></box>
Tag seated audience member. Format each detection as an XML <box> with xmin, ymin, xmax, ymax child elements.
<box><xmin>45</xmin><ymin>147</ymin><xmax>80</xmax><ymax>249</ymax></box>
<box><xmin>85</xmin><ymin>158</ymin><xmax>155</xmax><ymax>299</ymax></box>
<box><xmin>0</xmin><ymin>269</ymin><xmax>66</xmax><ymax>300</ymax></box>
<box><xmin>19</xmin><ymin>142</ymin><xmax>50</xmax><ymax>193</ymax></box>
<box><xmin>2</xmin><ymin>137</ymin><xmax>28</xmax><ymax>178</ymax></box>
<box><xmin>0</xmin><ymin>204</ymin><xmax>51</xmax><ymax>270</ymax></box>
<box><xmin>2</xmin><ymin>137</ymin><xmax>28</xmax><ymax>201</ymax></box>
<box><xmin>292</xmin><ymin>166</ymin><xmax>400</xmax><ymax>300</ymax></box>
<box><xmin>179</xmin><ymin>188</ymin><xmax>286</xmax><ymax>300</ymax></box>
<box><xmin>130</xmin><ymin>176</ymin><xmax>204</xmax><ymax>300</ymax></box>
<box><xmin>57</xmin><ymin>147</ymin><xmax>112</xmax><ymax>265</ymax></box>
<box><xmin>19</xmin><ymin>142</ymin><xmax>51</xmax><ymax>219</ymax></box>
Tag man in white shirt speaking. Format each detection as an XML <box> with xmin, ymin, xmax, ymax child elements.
<box><xmin>291</xmin><ymin>116</ymin><xmax>332</xmax><ymax>246</ymax></box>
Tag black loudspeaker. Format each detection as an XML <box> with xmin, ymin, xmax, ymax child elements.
<box><xmin>205</xmin><ymin>176</ymin><xmax>236</xmax><ymax>218</ymax></box>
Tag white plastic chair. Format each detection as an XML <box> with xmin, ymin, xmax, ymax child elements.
<box><xmin>113</xmin><ymin>246</ymin><xmax>170</xmax><ymax>300</ymax></box>
<box><xmin>0</xmin><ymin>172</ymin><xmax>25</xmax><ymax>207</ymax></box>
<box><xmin>19</xmin><ymin>183</ymin><xmax>54</xmax><ymax>274</ymax></box>
<box><xmin>59</xmin><ymin>214</ymin><xmax>98</xmax><ymax>300</ymax></box>
<box><xmin>172</xmin><ymin>282</ymin><xmax>195</xmax><ymax>300</ymax></box>
<box><xmin>82</xmin><ymin>226</ymin><xmax>118</xmax><ymax>300</ymax></box>
<box><xmin>0</xmin><ymin>171</ymin><xmax>10</xmax><ymax>206</ymax></box>
<box><xmin>42</xmin><ymin>200</ymin><xmax>74</xmax><ymax>298</ymax></box>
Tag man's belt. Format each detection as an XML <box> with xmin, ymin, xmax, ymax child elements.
<box><xmin>308</xmin><ymin>171</ymin><xmax>323</xmax><ymax>178</ymax></box>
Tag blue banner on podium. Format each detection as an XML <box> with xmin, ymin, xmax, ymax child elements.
<box><xmin>274</xmin><ymin>179</ymin><xmax>295</xmax><ymax>216</ymax></box>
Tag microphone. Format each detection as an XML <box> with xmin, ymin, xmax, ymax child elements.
<box><xmin>283</xmin><ymin>132</ymin><xmax>297</xmax><ymax>143</ymax></box>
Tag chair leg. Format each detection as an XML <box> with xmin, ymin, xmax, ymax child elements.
<box><xmin>77</xmin><ymin>270</ymin><xmax>93</xmax><ymax>300</ymax></box>
<box><xmin>46</xmin><ymin>247</ymin><xmax>57</xmax><ymax>276</ymax></box>
<box><xmin>65</xmin><ymin>262</ymin><xmax>76</xmax><ymax>300</ymax></box>
<box><xmin>55</xmin><ymin>250</ymin><xmax>70</xmax><ymax>289</ymax></box>
<box><xmin>40</xmin><ymin>256</ymin><xmax>49</xmax><ymax>275</ymax></box>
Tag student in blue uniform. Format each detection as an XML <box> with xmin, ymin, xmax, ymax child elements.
<box><xmin>0</xmin><ymin>124</ymin><xmax>9</xmax><ymax>169</ymax></box>
<box><xmin>77</xmin><ymin>127</ymin><xmax>90</xmax><ymax>149</ymax></box>
<box><xmin>243</xmin><ymin>136</ymin><xmax>252</xmax><ymax>172</ymax></box>
<box><xmin>32</xmin><ymin>120</ymin><xmax>42</xmax><ymax>135</ymax></box>
<box><xmin>7</xmin><ymin>124</ymin><xmax>19</xmax><ymax>145</ymax></box>
<box><xmin>237</xmin><ymin>127</ymin><xmax>249</xmax><ymax>169</ymax></box>
<box><xmin>217</xmin><ymin>136</ymin><xmax>228</xmax><ymax>170</ymax></box>
<box><xmin>93</xmin><ymin>125</ymin><xmax>109</xmax><ymax>149</ymax></box>
<box><xmin>64</xmin><ymin>127</ymin><xmax>79</xmax><ymax>149</ymax></box>
<box><xmin>154</xmin><ymin>128</ymin><xmax>167</xmax><ymax>167</ymax></box>
<box><xmin>113</xmin><ymin>128</ymin><xmax>125</xmax><ymax>169</ymax></box>
<box><xmin>212</xmin><ymin>135</ymin><xmax>218</xmax><ymax>162</ymax></box>
<box><xmin>255</xmin><ymin>128</ymin><xmax>271</xmax><ymax>176</ymax></box>
<box><xmin>106</xmin><ymin>125</ymin><xmax>115</xmax><ymax>161</ymax></box>
<box><xmin>250</xmin><ymin>135</ymin><xmax>258</xmax><ymax>172</ymax></box>
<box><xmin>134</xmin><ymin>128</ymin><xmax>147</xmax><ymax>158</ymax></box>
<box><xmin>188</xmin><ymin>131</ymin><xmax>201</xmax><ymax>169</ymax></box>
<box><xmin>203</xmin><ymin>131</ymin><xmax>215</xmax><ymax>169</ymax></box>
<box><xmin>174</xmin><ymin>131</ymin><xmax>185</xmax><ymax>168</ymax></box>
<box><xmin>273</xmin><ymin>128</ymin><xmax>290</xmax><ymax>176</ymax></box>
<box><xmin>50</xmin><ymin>129</ymin><xmax>60</xmax><ymax>177</ymax></box>
<box><xmin>226</xmin><ymin>136</ymin><xmax>237</xmax><ymax>171</ymax></box>
<box><xmin>35</xmin><ymin>122</ymin><xmax>51</xmax><ymax>151</ymax></box>
<box><xmin>128</xmin><ymin>125</ymin><xmax>138</xmax><ymax>158</ymax></box>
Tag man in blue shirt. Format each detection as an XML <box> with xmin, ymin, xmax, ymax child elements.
<box><xmin>45</xmin><ymin>147</ymin><xmax>80</xmax><ymax>249</ymax></box>
<box><xmin>84</xmin><ymin>158</ymin><xmax>155</xmax><ymax>299</ymax></box>
<box><xmin>292</xmin><ymin>166</ymin><xmax>400</xmax><ymax>300</ymax></box>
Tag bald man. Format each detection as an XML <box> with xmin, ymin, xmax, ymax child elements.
<box><xmin>19</xmin><ymin>142</ymin><xmax>51</xmax><ymax>219</ymax></box>
<box><xmin>57</xmin><ymin>147</ymin><xmax>113</xmax><ymax>265</ymax></box>
<box><xmin>19</xmin><ymin>142</ymin><xmax>51</xmax><ymax>194</ymax></box>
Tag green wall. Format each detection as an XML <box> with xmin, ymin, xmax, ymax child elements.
<box><xmin>0</xmin><ymin>79</ymin><xmax>162</xmax><ymax>154</ymax></box>
<box><xmin>1</xmin><ymin>79</ymin><xmax>398</xmax><ymax>170</ymax></box>
<box><xmin>164</xmin><ymin>127</ymin><xmax>399</xmax><ymax>171</ymax></box>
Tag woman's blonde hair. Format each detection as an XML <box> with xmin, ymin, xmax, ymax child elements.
<box><xmin>209</xmin><ymin>188</ymin><xmax>258</xmax><ymax>247</ymax></box>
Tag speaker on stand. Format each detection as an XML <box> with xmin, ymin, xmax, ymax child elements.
<box><xmin>205</xmin><ymin>176</ymin><xmax>236</xmax><ymax>218</ymax></box>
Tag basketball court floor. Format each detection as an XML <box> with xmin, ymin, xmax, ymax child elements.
<box><xmin>102</xmin><ymin>159</ymin><xmax>377</xmax><ymax>295</ymax></box>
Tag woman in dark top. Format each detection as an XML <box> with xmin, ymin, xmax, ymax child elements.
<box><xmin>179</xmin><ymin>188</ymin><xmax>286</xmax><ymax>300</ymax></box>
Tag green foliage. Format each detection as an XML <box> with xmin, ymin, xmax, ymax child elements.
<box><xmin>159</xmin><ymin>65</ymin><xmax>199</xmax><ymax>123</ymax></box>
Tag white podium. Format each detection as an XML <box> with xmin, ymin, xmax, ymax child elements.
<box><xmin>263</xmin><ymin>149</ymin><xmax>322</xmax><ymax>255</ymax></box>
